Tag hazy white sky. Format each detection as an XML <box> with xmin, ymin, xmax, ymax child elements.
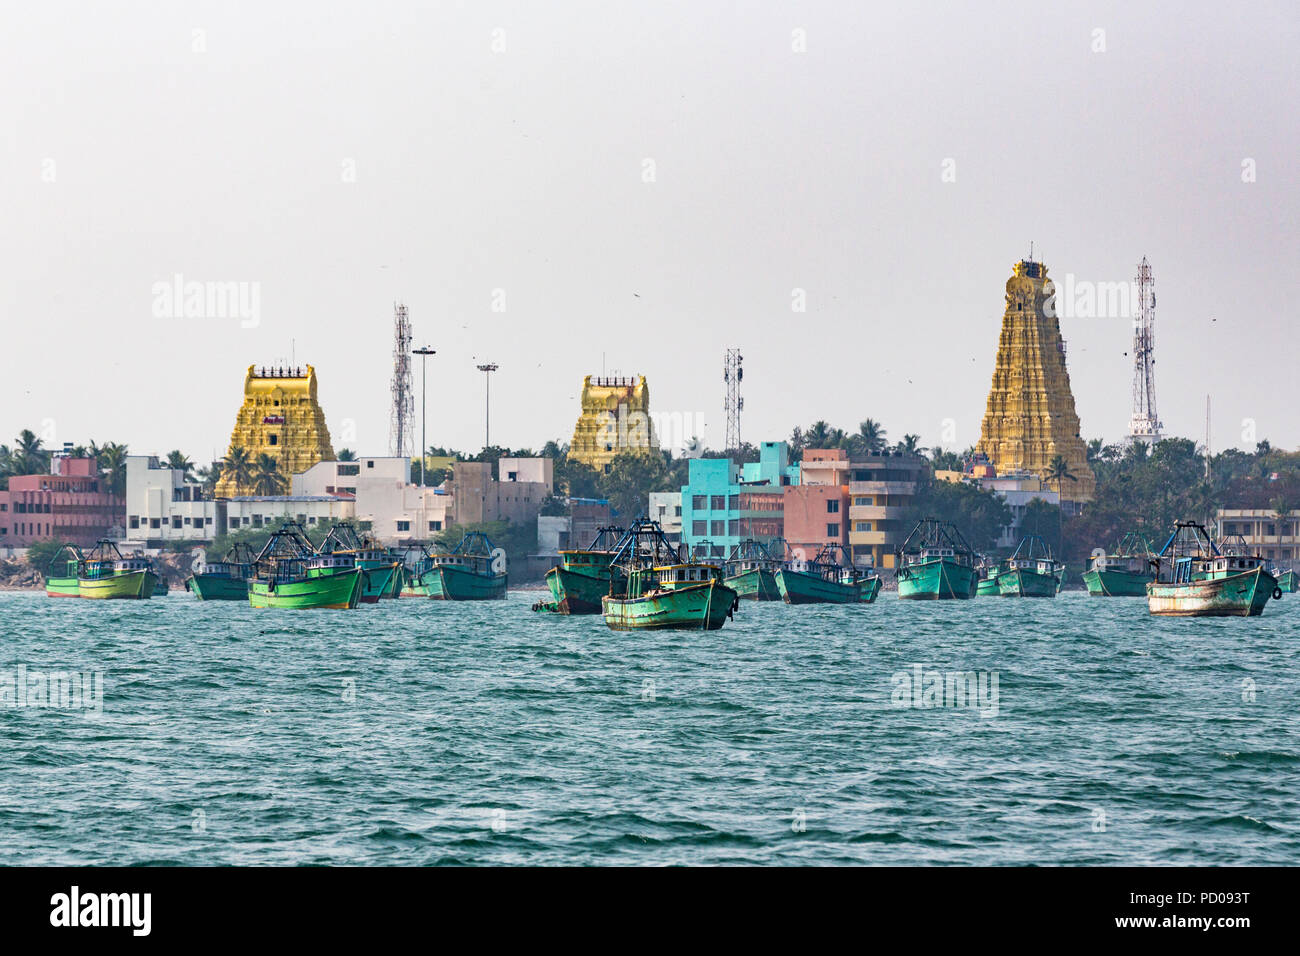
<box><xmin>2</xmin><ymin>0</ymin><xmax>1296</xmax><ymax>464</ymax></box>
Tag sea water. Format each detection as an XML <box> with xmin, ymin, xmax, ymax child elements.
<box><xmin>0</xmin><ymin>589</ymin><xmax>1296</xmax><ymax>865</ymax></box>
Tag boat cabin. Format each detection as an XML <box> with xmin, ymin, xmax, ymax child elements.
<box><xmin>653</xmin><ymin>564</ymin><xmax>720</xmax><ymax>588</ymax></box>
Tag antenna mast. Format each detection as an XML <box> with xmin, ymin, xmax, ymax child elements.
<box><xmin>724</xmin><ymin>348</ymin><xmax>744</xmax><ymax>453</ymax></box>
<box><xmin>390</xmin><ymin>302</ymin><xmax>415</xmax><ymax>458</ymax></box>
<box><xmin>1127</xmin><ymin>256</ymin><xmax>1163</xmax><ymax>444</ymax></box>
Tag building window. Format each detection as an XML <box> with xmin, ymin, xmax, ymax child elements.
<box><xmin>269</xmin><ymin>434</ymin><xmax>278</xmax><ymax>446</ymax></box>
<box><xmin>855</xmin><ymin>521</ymin><xmax>872</xmax><ymax>532</ymax></box>
<box><xmin>397</xmin><ymin>521</ymin><xmax>410</xmax><ymax>532</ymax></box>
<box><xmin>711</xmin><ymin>520</ymin><xmax>725</xmax><ymax>536</ymax></box>
<box><xmin>675</xmin><ymin>505</ymin><xmax>682</xmax><ymax>516</ymax></box>
<box><xmin>854</xmin><ymin>496</ymin><xmax>873</xmax><ymax>506</ymax></box>
<box><xmin>827</xmin><ymin>523</ymin><xmax>839</xmax><ymax>537</ymax></box>
<box><xmin>728</xmin><ymin>519</ymin><xmax>739</xmax><ymax>536</ymax></box>
<box><xmin>130</xmin><ymin>516</ymin><xmax>140</xmax><ymax>529</ymax></box>
<box><xmin>727</xmin><ymin>495</ymin><xmax>739</xmax><ymax>510</ymax></box>
<box><xmin>429</xmin><ymin>520</ymin><xmax>442</xmax><ymax>531</ymax></box>
<box><xmin>150</xmin><ymin>518</ymin><xmax>161</xmax><ymax>529</ymax></box>
<box><xmin>827</xmin><ymin>499</ymin><xmax>840</xmax><ymax>514</ymax></box>
<box><xmin>692</xmin><ymin>495</ymin><xmax>707</xmax><ymax>510</ymax></box>
<box><xmin>693</xmin><ymin>520</ymin><xmax>707</xmax><ymax>535</ymax></box>
<box><xmin>367</xmin><ymin>461</ymin><xmax>374</xmax><ymax>468</ymax></box>
<box><xmin>710</xmin><ymin>495</ymin><xmax>725</xmax><ymax>510</ymax></box>
<box><xmin>337</xmin><ymin>464</ymin><xmax>360</xmax><ymax>477</ymax></box>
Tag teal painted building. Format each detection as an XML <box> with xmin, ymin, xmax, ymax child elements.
<box><xmin>679</xmin><ymin>441</ymin><xmax>799</xmax><ymax>560</ymax></box>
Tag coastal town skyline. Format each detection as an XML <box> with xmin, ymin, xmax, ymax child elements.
<box><xmin>4</xmin><ymin>1</ymin><xmax>1297</xmax><ymax>458</ymax></box>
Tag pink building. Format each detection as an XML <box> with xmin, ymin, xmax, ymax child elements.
<box><xmin>0</xmin><ymin>457</ymin><xmax>123</xmax><ymax>546</ymax></box>
<box><xmin>782</xmin><ymin>449</ymin><xmax>849</xmax><ymax>560</ymax></box>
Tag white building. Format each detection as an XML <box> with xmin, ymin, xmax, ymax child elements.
<box><xmin>123</xmin><ymin>456</ymin><xmax>354</xmax><ymax>547</ymax></box>
<box><xmin>292</xmin><ymin>457</ymin><xmax>453</xmax><ymax>544</ymax></box>
<box><xmin>977</xmin><ymin>473</ymin><xmax>1060</xmax><ymax>549</ymax></box>
<box><xmin>648</xmin><ymin>491</ymin><xmax>683</xmax><ymax>546</ymax></box>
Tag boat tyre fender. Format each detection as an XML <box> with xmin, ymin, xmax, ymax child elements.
<box><xmin>1273</xmin><ymin>587</ymin><xmax>1283</xmax><ymax>600</ymax></box>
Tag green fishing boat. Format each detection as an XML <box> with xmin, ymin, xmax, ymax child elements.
<box><xmin>723</xmin><ymin>538</ymin><xmax>783</xmax><ymax>601</ymax></box>
<box><xmin>601</xmin><ymin>517</ymin><xmax>738</xmax><ymax>630</ymax></box>
<box><xmin>997</xmin><ymin>534</ymin><xmax>1063</xmax><ymax>597</ymax></box>
<box><xmin>974</xmin><ymin>556</ymin><xmax>1001</xmax><ymax>596</ymax></box>
<box><xmin>1082</xmin><ymin>532</ymin><xmax>1154</xmax><ymax>596</ymax></box>
<box><xmin>423</xmin><ymin>532</ymin><xmax>508</xmax><ymax>600</ymax></box>
<box><xmin>396</xmin><ymin>547</ymin><xmax>432</xmax><ymax>597</ymax></box>
<box><xmin>44</xmin><ymin>545</ymin><xmax>84</xmax><ymax>598</ymax></box>
<box><xmin>1275</xmin><ymin>568</ymin><xmax>1297</xmax><ymax>594</ymax></box>
<box><xmin>153</xmin><ymin>567</ymin><xmax>170</xmax><ymax>596</ymax></box>
<box><xmin>1147</xmin><ymin>522</ymin><xmax>1279</xmax><ymax>617</ymax></box>
<box><xmin>895</xmin><ymin>519</ymin><xmax>979</xmax><ymax>600</ymax></box>
<box><xmin>320</xmin><ymin>523</ymin><xmax>403</xmax><ymax>603</ymax></box>
<box><xmin>773</xmin><ymin>543</ymin><xmax>880</xmax><ymax>604</ymax></box>
<box><xmin>536</xmin><ymin>526</ymin><xmax>625</xmax><ymax>614</ymax></box>
<box><xmin>248</xmin><ymin>522</ymin><xmax>362</xmax><ymax>609</ymax></box>
<box><xmin>185</xmin><ymin>543</ymin><xmax>255</xmax><ymax>601</ymax></box>
<box><xmin>78</xmin><ymin>540</ymin><xmax>158</xmax><ymax>599</ymax></box>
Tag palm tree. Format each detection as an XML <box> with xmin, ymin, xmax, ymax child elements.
<box><xmin>196</xmin><ymin>461</ymin><xmax>223</xmax><ymax>495</ymax></box>
<box><xmin>337</xmin><ymin>448</ymin><xmax>357</xmax><ymax>461</ymax></box>
<box><xmin>804</xmin><ymin>421</ymin><xmax>833</xmax><ymax>448</ymax></box>
<box><xmin>96</xmin><ymin>442</ymin><xmax>129</xmax><ymax>497</ymax></box>
<box><xmin>165</xmin><ymin>450</ymin><xmax>194</xmax><ymax>480</ymax></box>
<box><xmin>1045</xmin><ymin>454</ymin><xmax>1078</xmax><ymax>552</ymax></box>
<box><xmin>13</xmin><ymin>429</ymin><xmax>49</xmax><ymax>475</ymax></box>
<box><xmin>896</xmin><ymin>434</ymin><xmax>923</xmax><ymax>456</ymax></box>
<box><xmin>1086</xmin><ymin>438</ymin><xmax>1104</xmax><ymax>462</ymax></box>
<box><xmin>251</xmin><ymin>453</ymin><xmax>287</xmax><ymax>496</ymax></box>
<box><xmin>221</xmin><ymin>446</ymin><xmax>254</xmax><ymax>493</ymax></box>
<box><xmin>857</xmin><ymin>419</ymin><xmax>888</xmax><ymax>453</ymax></box>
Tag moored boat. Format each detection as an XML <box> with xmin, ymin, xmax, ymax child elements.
<box><xmin>44</xmin><ymin>545</ymin><xmax>84</xmax><ymax>597</ymax></box>
<box><xmin>601</xmin><ymin>517</ymin><xmax>738</xmax><ymax>630</ymax></box>
<box><xmin>248</xmin><ymin>522</ymin><xmax>362</xmax><ymax>609</ymax></box>
<box><xmin>186</xmin><ymin>543</ymin><xmax>256</xmax><ymax>601</ymax></box>
<box><xmin>320</xmin><ymin>522</ymin><xmax>402</xmax><ymax>603</ymax></box>
<box><xmin>537</xmin><ymin>526</ymin><xmax>625</xmax><ymax>614</ymax></box>
<box><xmin>1147</xmin><ymin>522</ymin><xmax>1279</xmax><ymax>617</ymax></box>
<box><xmin>723</xmin><ymin>538</ymin><xmax>783</xmax><ymax>601</ymax></box>
<box><xmin>773</xmin><ymin>543</ymin><xmax>880</xmax><ymax>604</ymax></box>
<box><xmin>894</xmin><ymin>519</ymin><xmax>979</xmax><ymax>599</ymax></box>
<box><xmin>424</xmin><ymin>532</ymin><xmax>508</xmax><ymax>600</ymax></box>
<box><xmin>996</xmin><ymin>534</ymin><xmax>1063</xmax><ymax>597</ymax></box>
<box><xmin>78</xmin><ymin>540</ymin><xmax>158</xmax><ymax>599</ymax></box>
<box><xmin>1275</xmin><ymin>568</ymin><xmax>1297</xmax><ymax>594</ymax></box>
<box><xmin>1082</xmin><ymin>532</ymin><xmax>1154</xmax><ymax>596</ymax></box>
<box><xmin>974</xmin><ymin>555</ymin><xmax>1000</xmax><ymax>596</ymax></box>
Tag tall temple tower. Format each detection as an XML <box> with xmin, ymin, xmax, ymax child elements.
<box><xmin>214</xmin><ymin>365</ymin><xmax>336</xmax><ymax>496</ymax></box>
<box><xmin>976</xmin><ymin>259</ymin><xmax>1095</xmax><ymax>503</ymax></box>
<box><xmin>568</xmin><ymin>375</ymin><xmax>660</xmax><ymax>472</ymax></box>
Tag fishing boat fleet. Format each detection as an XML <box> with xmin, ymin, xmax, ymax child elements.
<box><xmin>41</xmin><ymin>516</ymin><xmax>1291</xmax><ymax>621</ymax></box>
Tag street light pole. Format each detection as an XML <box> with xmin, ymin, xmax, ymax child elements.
<box><xmin>476</xmin><ymin>363</ymin><xmax>499</xmax><ymax>451</ymax></box>
<box><xmin>413</xmin><ymin>347</ymin><xmax>436</xmax><ymax>485</ymax></box>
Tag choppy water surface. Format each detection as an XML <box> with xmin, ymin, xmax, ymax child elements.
<box><xmin>0</xmin><ymin>589</ymin><xmax>1296</xmax><ymax>865</ymax></box>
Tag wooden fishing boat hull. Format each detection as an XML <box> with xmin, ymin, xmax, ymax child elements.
<box><xmin>1147</xmin><ymin>567</ymin><xmax>1277</xmax><ymax>617</ymax></box>
<box><xmin>775</xmin><ymin>568</ymin><xmax>867</xmax><ymax>604</ymax></box>
<box><xmin>79</xmin><ymin>570</ymin><xmax>157</xmax><ymax>600</ymax></box>
<box><xmin>425</xmin><ymin>564</ymin><xmax>508</xmax><ymax>600</ymax></box>
<box><xmin>602</xmin><ymin>580</ymin><xmax>737</xmax><ymax>630</ymax></box>
<box><xmin>1276</xmin><ymin>569</ymin><xmax>1298</xmax><ymax>593</ymax></box>
<box><xmin>896</xmin><ymin>558</ymin><xmax>977</xmax><ymax>600</ymax></box>
<box><xmin>997</xmin><ymin>568</ymin><xmax>1058</xmax><ymax>598</ymax></box>
<box><xmin>543</xmin><ymin>565</ymin><xmax>614</xmax><ymax>614</ymax></box>
<box><xmin>976</xmin><ymin>573</ymin><xmax>1000</xmax><ymax>596</ymax></box>
<box><xmin>1082</xmin><ymin>568</ymin><xmax>1150</xmax><ymax>597</ymax></box>
<box><xmin>725</xmin><ymin>566</ymin><xmax>781</xmax><ymax>601</ymax></box>
<box><xmin>186</xmin><ymin>573</ymin><xmax>251</xmax><ymax>601</ymax></box>
<box><xmin>249</xmin><ymin>568</ymin><xmax>362</xmax><ymax>609</ymax></box>
<box><xmin>357</xmin><ymin>560</ymin><xmax>400</xmax><ymax>603</ymax></box>
<box><xmin>45</xmin><ymin>577</ymin><xmax>81</xmax><ymax>598</ymax></box>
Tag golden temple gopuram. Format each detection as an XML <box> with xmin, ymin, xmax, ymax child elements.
<box><xmin>568</xmin><ymin>375</ymin><xmax>660</xmax><ymax>472</ymax></box>
<box><xmin>214</xmin><ymin>365</ymin><xmax>335</xmax><ymax>496</ymax></box>
<box><xmin>976</xmin><ymin>260</ymin><xmax>1096</xmax><ymax>503</ymax></box>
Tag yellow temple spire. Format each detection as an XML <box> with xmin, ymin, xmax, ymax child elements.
<box><xmin>975</xmin><ymin>259</ymin><xmax>1096</xmax><ymax>504</ymax></box>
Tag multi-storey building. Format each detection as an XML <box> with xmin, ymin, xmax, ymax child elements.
<box><xmin>647</xmin><ymin>491</ymin><xmax>682</xmax><ymax>547</ymax></box>
<box><xmin>1216</xmin><ymin>509</ymin><xmax>1300</xmax><ymax>566</ymax></box>
<box><xmin>293</xmin><ymin>457</ymin><xmax>451</xmax><ymax>543</ymax></box>
<box><xmin>0</xmin><ymin>456</ymin><xmax>123</xmax><ymax>546</ymax></box>
<box><xmin>846</xmin><ymin>451</ymin><xmax>928</xmax><ymax>567</ymax></box>
<box><xmin>679</xmin><ymin>442</ymin><xmax>797</xmax><ymax>560</ymax></box>
<box><xmin>782</xmin><ymin>449</ymin><xmax>849</xmax><ymax>562</ymax></box>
